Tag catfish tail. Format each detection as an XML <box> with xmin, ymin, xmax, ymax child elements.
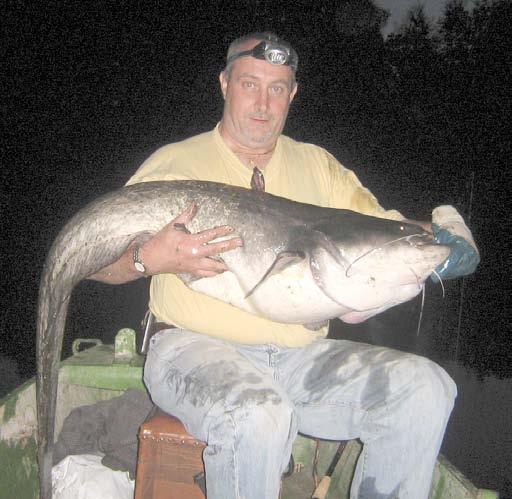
<box><xmin>36</xmin><ymin>262</ymin><xmax>73</xmax><ymax>499</ymax></box>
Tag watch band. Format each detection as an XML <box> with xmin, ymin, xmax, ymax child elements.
<box><xmin>133</xmin><ymin>245</ymin><xmax>147</xmax><ymax>274</ymax></box>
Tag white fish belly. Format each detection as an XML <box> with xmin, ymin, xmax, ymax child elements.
<box><xmin>188</xmin><ymin>263</ymin><xmax>348</xmax><ymax>324</ymax></box>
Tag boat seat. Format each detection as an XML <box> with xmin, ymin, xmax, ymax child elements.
<box><xmin>135</xmin><ymin>406</ymin><xmax>207</xmax><ymax>499</ymax></box>
<box><xmin>134</xmin><ymin>406</ymin><xmax>299</xmax><ymax>499</ymax></box>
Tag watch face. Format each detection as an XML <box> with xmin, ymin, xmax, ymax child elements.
<box><xmin>133</xmin><ymin>246</ymin><xmax>146</xmax><ymax>273</ymax></box>
<box><xmin>134</xmin><ymin>261</ymin><xmax>146</xmax><ymax>273</ymax></box>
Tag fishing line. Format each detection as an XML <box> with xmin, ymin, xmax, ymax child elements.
<box><xmin>455</xmin><ymin>169</ymin><xmax>475</xmax><ymax>361</ymax></box>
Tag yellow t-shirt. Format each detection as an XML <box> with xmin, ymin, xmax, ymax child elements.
<box><xmin>127</xmin><ymin>124</ymin><xmax>403</xmax><ymax>347</ymax></box>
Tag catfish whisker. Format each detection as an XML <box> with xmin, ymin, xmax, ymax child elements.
<box><xmin>416</xmin><ymin>284</ymin><xmax>426</xmax><ymax>336</ymax></box>
<box><xmin>417</xmin><ymin>268</ymin><xmax>445</xmax><ymax>336</ymax></box>
<box><xmin>431</xmin><ymin>269</ymin><xmax>446</xmax><ymax>298</ymax></box>
<box><xmin>405</xmin><ymin>263</ymin><xmax>421</xmax><ymax>290</ymax></box>
<box><xmin>346</xmin><ymin>233</ymin><xmax>426</xmax><ymax>277</ymax></box>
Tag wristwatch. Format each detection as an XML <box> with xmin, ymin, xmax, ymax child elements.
<box><xmin>133</xmin><ymin>245</ymin><xmax>147</xmax><ymax>274</ymax></box>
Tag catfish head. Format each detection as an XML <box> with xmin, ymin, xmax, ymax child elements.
<box><xmin>301</xmin><ymin>213</ymin><xmax>450</xmax><ymax>323</ymax></box>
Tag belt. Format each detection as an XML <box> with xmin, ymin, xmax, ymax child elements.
<box><xmin>140</xmin><ymin>310</ymin><xmax>176</xmax><ymax>354</ymax></box>
<box><xmin>153</xmin><ymin>321</ymin><xmax>176</xmax><ymax>334</ymax></box>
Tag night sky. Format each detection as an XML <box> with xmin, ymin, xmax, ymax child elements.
<box><xmin>2</xmin><ymin>1</ymin><xmax>511</xmax><ymax>496</ymax></box>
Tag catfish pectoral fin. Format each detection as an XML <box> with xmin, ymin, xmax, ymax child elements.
<box><xmin>245</xmin><ymin>251</ymin><xmax>306</xmax><ymax>299</ymax></box>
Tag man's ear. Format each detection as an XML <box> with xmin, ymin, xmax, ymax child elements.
<box><xmin>289</xmin><ymin>82</ymin><xmax>298</xmax><ymax>104</ymax></box>
<box><xmin>219</xmin><ymin>71</ymin><xmax>228</xmax><ymax>99</ymax></box>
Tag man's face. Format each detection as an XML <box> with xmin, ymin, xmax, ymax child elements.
<box><xmin>219</xmin><ymin>42</ymin><xmax>297</xmax><ymax>151</ymax></box>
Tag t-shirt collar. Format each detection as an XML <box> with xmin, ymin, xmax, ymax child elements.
<box><xmin>213</xmin><ymin>122</ymin><xmax>282</xmax><ymax>178</ymax></box>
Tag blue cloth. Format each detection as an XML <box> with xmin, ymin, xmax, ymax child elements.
<box><xmin>431</xmin><ymin>224</ymin><xmax>480</xmax><ymax>282</ymax></box>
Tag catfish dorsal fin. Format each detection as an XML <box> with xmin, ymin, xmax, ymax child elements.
<box><xmin>245</xmin><ymin>251</ymin><xmax>306</xmax><ymax>299</ymax></box>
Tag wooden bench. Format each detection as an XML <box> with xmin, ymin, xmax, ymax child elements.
<box><xmin>135</xmin><ymin>407</ymin><xmax>207</xmax><ymax>499</ymax></box>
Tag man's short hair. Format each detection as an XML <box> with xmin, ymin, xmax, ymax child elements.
<box><xmin>223</xmin><ymin>31</ymin><xmax>298</xmax><ymax>83</ymax></box>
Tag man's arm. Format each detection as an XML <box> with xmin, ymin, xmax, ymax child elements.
<box><xmin>88</xmin><ymin>203</ymin><xmax>243</xmax><ymax>284</ymax></box>
<box><xmin>326</xmin><ymin>155</ymin><xmax>479</xmax><ymax>280</ymax></box>
<box><xmin>403</xmin><ymin>219</ymin><xmax>432</xmax><ymax>232</ymax></box>
<box><xmin>429</xmin><ymin>205</ymin><xmax>480</xmax><ymax>281</ymax></box>
<box><xmin>397</xmin><ymin>211</ymin><xmax>479</xmax><ymax>282</ymax></box>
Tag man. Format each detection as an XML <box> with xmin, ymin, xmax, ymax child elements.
<box><xmin>92</xmin><ymin>33</ymin><xmax>479</xmax><ymax>498</ymax></box>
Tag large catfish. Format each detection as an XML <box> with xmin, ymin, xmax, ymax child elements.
<box><xmin>37</xmin><ymin>180</ymin><xmax>449</xmax><ymax>498</ymax></box>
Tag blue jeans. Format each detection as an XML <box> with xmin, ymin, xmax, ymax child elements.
<box><xmin>144</xmin><ymin>329</ymin><xmax>456</xmax><ymax>499</ymax></box>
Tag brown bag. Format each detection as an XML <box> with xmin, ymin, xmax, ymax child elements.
<box><xmin>135</xmin><ymin>407</ymin><xmax>207</xmax><ymax>499</ymax></box>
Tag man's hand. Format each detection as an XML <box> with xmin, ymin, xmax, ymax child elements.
<box><xmin>139</xmin><ymin>203</ymin><xmax>243</xmax><ymax>278</ymax></box>
<box><xmin>430</xmin><ymin>205</ymin><xmax>480</xmax><ymax>282</ymax></box>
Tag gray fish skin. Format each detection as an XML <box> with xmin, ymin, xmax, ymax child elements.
<box><xmin>36</xmin><ymin>180</ymin><xmax>449</xmax><ymax>498</ymax></box>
